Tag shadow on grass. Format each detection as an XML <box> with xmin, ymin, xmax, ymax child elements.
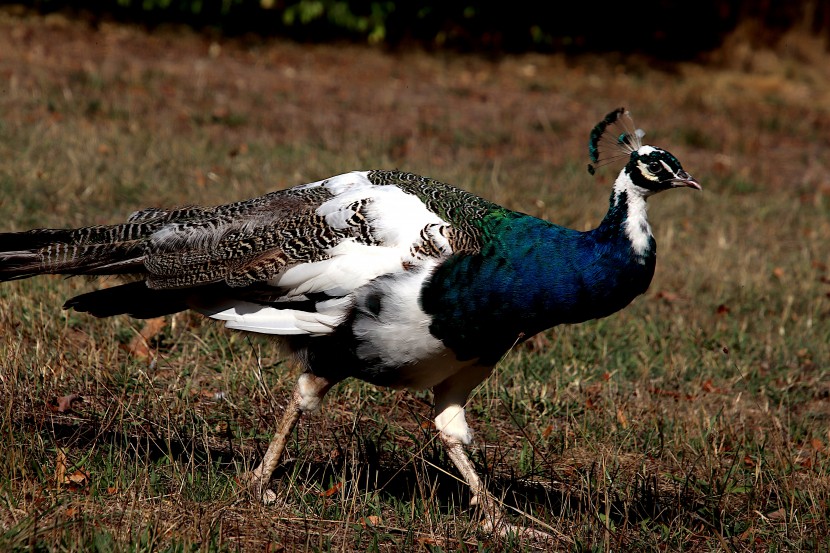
<box><xmin>31</xmin><ymin>413</ymin><xmax>697</xmax><ymax>530</ymax></box>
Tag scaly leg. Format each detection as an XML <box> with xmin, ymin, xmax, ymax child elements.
<box><xmin>434</xmin><ymin>368</ymin><xmax>551</xmax><ymax>539</ymax></box>
<box><xmin>439</xmin><ymin>432</ymin><xmax>506</xmax><ymax>531</ymax></box>
<box><xmin>243</xmin><ymin>372</ymin><xmax>333</xmax><ymax>501</ymax></box>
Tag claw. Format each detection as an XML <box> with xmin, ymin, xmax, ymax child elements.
<box><xmin>487</xmin><ymin>519</ymin><xmax>555</xmax><ymax>541</ymax></box>
<box><xmin>474</xmin><ymin>492</ymin><xmax>557</xmax><ymax>542</ymax></box>
<box><xmin>237</xmin><ymin>470</ymin><xmax>276</xmax><ymax>504</ymax></box>
<box><xmin>262</xmin><ymin>489</ymin><xmax>277</xmax><ymax>505</ymax></box>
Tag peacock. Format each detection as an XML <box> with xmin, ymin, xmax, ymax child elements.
<box><xmin>0</xmin><ymin>108</ymin><xmax>699</xmax><ymax>536</ymax></box>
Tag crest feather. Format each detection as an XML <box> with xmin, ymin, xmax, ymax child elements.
<box><xmin>587</xmin><ymin>107</ymin><xmax>645</xmax><ymax>175</ymax></box>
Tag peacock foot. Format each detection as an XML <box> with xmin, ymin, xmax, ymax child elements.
<box><xmin>236</xmin><ymin>470</ymin><xmax>278</xmax><ymax>504</ymax></box>
<box><xmin>473</xmin><ymin>493</ymin><xmax>555</xmax><ymax>542</ymax></box>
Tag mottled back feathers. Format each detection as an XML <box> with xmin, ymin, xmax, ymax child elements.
<box><xmin>0</xmin><ymin>171</ymin><xmax>501</xmax><ymax>339</ymax></box>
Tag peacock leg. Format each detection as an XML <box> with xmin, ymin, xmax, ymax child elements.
<box><xmin>432</xmin><ymin>367</ymin><xmax>505</xmax><ymax>527</ymax></box>
<box><xmin>243</xmin><ymin>372</ymin><xmax>332</xmax><ymax>502</ymax></box>
<box><xmin>439</xmin><ymin>432</ymin><xmax>506</xmax><ymax>530</ymax></box>
<box><xmin>434</xmin><ymin>369</ymin><xmax>552</xmax><ymax>539</ymax></box>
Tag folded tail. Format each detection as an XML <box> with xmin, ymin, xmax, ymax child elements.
<box><xmin>0</xmin><ymin>227</ymin><xmax>147</xmax><ymax>281</ymax></box>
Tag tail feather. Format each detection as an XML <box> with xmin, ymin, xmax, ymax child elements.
<box><xmin>0</xmin><ymin>229</ymin><xmax>146</xmax><ymax>282</ymax></box>
<box><xmin>0</xmin><ymin>206</ymin><xmax>224</xmax><ymax>282</ymax></box>
<box><xmin>0</xmin><ymin>228</ymin><xmax>77</xmax><ymax>252</ymax></box>
<box><xmin>0</xmin><ymin>220</ymin><xmax>164</xmax><ymax>282</ymax></box>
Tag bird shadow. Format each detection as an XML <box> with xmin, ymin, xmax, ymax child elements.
<box><xmin>36</xmin><ymin>413</ymin><xmax>686</xmax><ymax>530</ymax></box>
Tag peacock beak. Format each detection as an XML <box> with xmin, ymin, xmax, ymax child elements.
<box><xmin>671</xmin><ymin>171</ymin><xmax>702</xmax><ymax>190</ymax></box>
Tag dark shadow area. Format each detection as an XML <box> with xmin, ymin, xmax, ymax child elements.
<box><xmin>26</xmin><ymin>411</ymin><xmax>702</xmax><ymax>534</ymax></box>
<box><xmin>12</xmin><ymin>1</ymin><xmax>830</xmax><ymax>60</ymax></box>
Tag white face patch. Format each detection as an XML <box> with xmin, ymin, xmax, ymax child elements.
<box><xmin>613</xmin><ymin>167</ymin><xmax>654</xmax><ymax>260</ymax></box>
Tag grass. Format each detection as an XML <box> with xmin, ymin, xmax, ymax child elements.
<box><xmin>1</xmin><ymin>10</ymin><xmax>829</xmax><ymax>552</ymax></box>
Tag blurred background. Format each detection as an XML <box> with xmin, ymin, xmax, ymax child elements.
<box><xmin>10</xmin><ymin>0</ymin><xmax>830</xmax><ymax>57</ymax></box>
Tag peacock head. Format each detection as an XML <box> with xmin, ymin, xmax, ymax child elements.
<box><xmin>588</xmin><ymin>107</ymin><xmax>701</xmax><ymax>195</ymax></box>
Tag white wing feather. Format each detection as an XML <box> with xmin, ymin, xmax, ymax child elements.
<box><xmin>270</xmin><ymin>240</ymin><xmax>406</xmax><ymax>297</ymax></box>
<box><xmin>199</xmin><ymin>297</ymin><xmax>349</xmax><ymax>336</ymax></box>
<box><xmin>199</xmin><ymin>171</ymin><xmax>453</xmax><ymax>337</ymax></box>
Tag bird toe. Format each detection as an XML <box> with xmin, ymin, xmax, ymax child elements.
<box><xmin>261</xmin><ymin>489</ymin><xmax>278</xmax><ymax>505</ymax></box>
<box><xmin>236</xmin><ymin>470</ymin><xmax>276</xmax><ymax>504</ymax></box>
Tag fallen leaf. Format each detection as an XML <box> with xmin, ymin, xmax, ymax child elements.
<box><xmin>811</xmin><ymin>438</ymin><xmax>825</xmax><ymax>453</ymax></box>
<box><xmin>320</xmin><ymin>482</ymin><xmax>342</xmax><ymax>497</ymax></box>
<box><xmin>126</xmin><ymin>317</ymin><xmax>167</xmax><ymax>359</ymax></box>
<box><xmin>772</xmin><ymin>267</ymin><xmax>785</xmax><ymax>279</ymax></box>
<box><xmin>656</xmin><ymin>290</ymin><xmax>679</xmax><ymax>303</ymax></box>
<box><xmin>53</xmin><ymin>453</ymin><xmax>89</xmax><ymax>490</ymax></box>
<box><xmin>55</xmin><ymin>449</ymin><xmax>67</xmax><ymax>486</ymax></box>
<box><xmin>229</xmin><ymin>143</ymin><xmax>249</xmax><ymax>158</ymax></box>
<box><xmin>649</xmin><ymin>388</ymin><xmax>696</xmax><ymax>401</ymax></box>
<box><xmin>54</xmin><ymin>393</ymin><xmax>81</xmax><ymax>413</ymax></box>
<box><xmin>616</xmin><ymin>408</ymin><xmax>628</xmax><ymax>429</ymax></box>
<box><xmin>716</xmin><ymin>304</ymin><xmax>730</xmax><ymax>315</ymax></box>
<box><xmin>541</xmin><ymin>424</ymin><xmax>554</xmax><ymax>438</ymax></box>
<box><xmin>797</xmin><ymin>456</ymin><xmax>813</xmax><ymax>469</ymax></box>
<box><xmin>585</xmin><ymin>382</ymin><xmax>603</xmax><ymax>395</ymax></box>
<box><xmin>65</xmin><ymin>470</ymin><xmax>89</xmax><ymax>487</ymax></box>
<box><xmin>765</xmin><ymin>508</ymin><xmax>786</xmax><ymax>521</ymax></box>
<box><xmin>361</xmin><ymin>515</ymin><xmax>382</xmax><ymax>527</ymax></box>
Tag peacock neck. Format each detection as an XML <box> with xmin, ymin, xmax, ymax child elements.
<box><xmin>596</xmin><ymin>174</ymin><xmax>655</xmax><ymax>263</ymax></box>
<box><xmin>422</xmin><ymin>194</ymin><xmax>658</xmax><ymax>363</ymax></box>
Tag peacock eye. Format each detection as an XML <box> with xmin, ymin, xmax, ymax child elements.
<box><xmin>647</xmin><ymin>161</ymin><xmax>662</xmax><ymax>173</ymax></box>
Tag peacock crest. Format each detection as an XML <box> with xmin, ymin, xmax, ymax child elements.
<box><xmin>587</xmin><ymin>107</ymin><xmax>645</xmax><ymax>175</ymax></box>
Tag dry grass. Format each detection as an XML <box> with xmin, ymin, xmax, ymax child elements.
<box><xmin>0</xmin><ymin>11</ymin><xmax>829</xmax><ymax>552</ymax></box>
